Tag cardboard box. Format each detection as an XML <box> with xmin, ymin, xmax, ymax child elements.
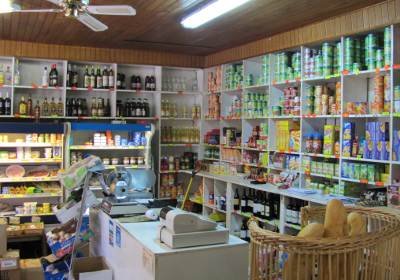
<box><xmin>72</xmin><ymin>256</ymin><xmax>112</xmax><ymax>280</ymax></box>
<box><xmin>20</xmin><ymin>259</ymin><xmax>44</xmax><ymax>280</ymax></box>
<box><xmin>0</xmin><ymin>250</ymin><xmax>20</xmax><ymax>271</ymax></box>
<box><xmin>0</xmin><ymin>222</ymin><xmax>7</xmax><ymax>257</ymax></box>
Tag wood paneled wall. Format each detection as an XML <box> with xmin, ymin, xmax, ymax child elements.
<box><xmin>0</xmin><ymin>39</ymin><xmax>204</xmax><ymax>68</ymax></box>
<box><xmin>205</xmin><ymin>0</ymin><xmax>400</xmax><ymax>67</ymax></box>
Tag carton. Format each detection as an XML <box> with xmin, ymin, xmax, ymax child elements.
<box><xmin>0</xmin><ymin>250</ymin><xmax>19</xmax><ymax>271</ymax></box>
<box><xmin>72</xmin><ymin>256</ymin><xmax>112</xmax><ymax>280</ymax></box>
<box><xmin>20</xmin><ymin>259</ymin><xmax>43</xmax><ymax>280</ymax></box>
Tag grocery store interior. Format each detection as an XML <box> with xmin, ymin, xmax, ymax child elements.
<box><xmin>1</xmin><ymin>0</ymin><xmax>400</xmax><ymax>279</ymax></box>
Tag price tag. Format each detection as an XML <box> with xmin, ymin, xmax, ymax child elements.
<box><xmin>394</xmin><ymin>112</ymin><xmax>400</xmax><ymax>117</ymax></box>
<box><xmin>375</xmin><ymin>68</ymin><xmax>381</xmax><ymax>74</ymax></box>
<box><xmin>342</xmin><ymin>113</ymin><xmax>349</xmax><ymax>117</ymax></box>
<box><xmin>1</xmin><ymin>259</ymin><xmax>17</xmax><ymax>269</ymax></box>
<box><xmin>31</xmin><ymin>83</ymin><xmax>39</xmax><ymax>89</ymax></box>
<box><xmin>185</xmin><ymin>144</ymin><xmax>192</xmax><ymax>147</ymax></box>
<box><xmin>342</xmin><ymin>70</ymin><xmax>349</xmax><ymax>75</ymax></box>
<box><xmin>384</xmin><ymin>65</ymin><xmax>391</xmax><ymax>71</ymax></box>
<box><xmin>360</xmin><ymin>179</ymin><xmax>368</xmax><ymax>184</ymax></box>
<box><xmin>393</xmin><ymin>64</ymin><xmax>400</xmax><ymax>70</ymax></box>
<box><xmin>382</xmin><ymin>112</ymin><xmax>390</xmax><ymax>116</ymax></box>
<box><xmin>357</xmin><ymin>155</ymin><xmax>362</xmax><ymax>159</ymax></box>
<box><xmin>375</xmin><ymin>181</ymin><xmax>384</xmax><ymax>187</ymax></box>
<box><xmin>326</xmin><ymin>175</ymin><xmax>333</xmax><ymax>179</ymax></box>
<box><xmin>71</xmin><ymin>86</ymin><xmax>77</xmax><ymax>91</ymax></box>
<box><xmin>88</xmin><ymin>86</ymin><xmax>93</xmax><ymax>91</ymax></box>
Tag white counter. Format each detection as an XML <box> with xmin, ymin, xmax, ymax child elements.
<box><xmin>90</xmin><ymin>209</ymin><xmax>249</xmax><ymax>280</ymax></box>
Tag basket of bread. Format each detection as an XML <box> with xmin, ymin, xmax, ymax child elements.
<box><xmin>248</xmin><ymin>199</ymin><xmax>400</xmax><ymax>280</ymax></box>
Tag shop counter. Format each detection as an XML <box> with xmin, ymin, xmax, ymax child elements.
<box><xmin>90</xmin><ymin>209</ymin><xmax>248</xmax><ymax>280</ymax></box>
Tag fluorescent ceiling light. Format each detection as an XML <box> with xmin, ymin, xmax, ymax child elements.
<box><xmin>181</xmin><ymin>0</ymin><xmax>252</xmax><ymax>29</ymax></box>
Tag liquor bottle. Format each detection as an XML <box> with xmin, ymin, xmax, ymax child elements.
<box><xmin>49</xmin><ymin>64</ymin><xmax>58</xmax><ymax>87</ymax></box>
<box><xmin>108</xmin><ymin>67</ymin><xmax>114</xmax><ymax>89</ymax></box>
<box><xmin>0</xmin><ymin>65</ymin><xmax>4</xmax><ymax>85</ymax></box>
<box><xmin>252</xmin><ymin>191</ymin><xmax>258</xmax><ymax>216</ymax></box>
<box><xmin>96</xmin><ymin>67</ymin><xmax>102</xmax><ymax>89</ymax></box>
<box><xmin>143</xmin><ymin>98</ymin><xmax>150</xmax><ymax>117</ymax></box>
<box><xmin>67</xmin><ymin>64</ymin><xmax>72</xmax><ymax>87</ymax></box>
<box><xmin>50</xmin><ymin>97</ymin><xmax>57</xmax><ymax>116</ymax></box>
<box><xmin>240</xmin><ymin>220</ymin><xmax>247</xmax><ymax>240</ymax></box>
<box><xmin>116</xmin><ymin>100</ymin><xmax>123</xmax><ymax>117</ymax></box>
<box><xmin>233</xmin><ymin>188</ymin><xmax>240</xmax><ymax>211</ymax></box>
<box><xmin>57</xmin><ymin>97</ymin><xmax>63</xmax><ymax>116</ymax></box>
<box><xmin>105</xmin><ymin>99</ymin><xmax>111</xmax><ymax>117</ymax></box>
<box><xmin>247</xmin><ymin>189</ymin><xmax>254</xmax><ymax>214</ymax></box>
<box><xmin>66</xmin><ymin>99</ymin><xmax>71</xmax><ymax>116</ymax></box>
<box><xmin>121</xmin><ymin>73</ymin><xmax>126</xmax><ymax>89</ymax></box>
<box><xmin>0</xmin><ymin>93</ymin><xmax>4</xmax><ymax>115</ymax></box>
<box><xmin>130</xmin><ymin>75</ymin><xmax>136</xmax><ymax>90</ymax></box>
<box><xmin>4</xmin><ymin>92</ymin><xmax>11</xmax><ymax>115</ymax></box>
<box><xmin>91</xmin><ymin>97</ymin><xmax>97</xmax><ymax>116</ymax></box>
<box><xmin>136</xmin><ymin>98</ymin><xmax>142</xmax><ymax>117</ymax></box>
<box><xmin>5</xmin><ymin>66</ymin><xmax>12</xmax><ymax>85</ymax></box>
<box><xmin>136</xmin><ymin>76</ymin><xmax>141</xmax><ymax>90</ymax></box>
<box><xmin>27</xmin><ymin>95</ymin><xmax>33</xmax><ymax>116</ymax></box>
<box><xmin>241</xmin><ymin>189</ymin><xmax>248</xmax><ymax>212</ymax></box>
<box><xmin>102</xmin><ymin>67</ymin><xmax>109</xmax><ymax>89</ymax></box>
<box><xmin>151</xmin><ymin>76</ymin><xmax>156</xmax><ymax>91</ymax></box>
<box><xmin>42</xmin><ymin>67</ymin><xmax>49</xmax><ymax>87</ymax></box>
<box><xmin>90</xmin><ymin>66</ymin><xmax>96</xmax><ymax>88</ymax></box>
<box><xmin>84</xmin><ymin>66</ymin><xmax>90</xmax><ymax>88</ymax></box>
<box><xmin>34</xmin><ymin>100</ymin><xmax>40</xmax><ymax>120</ymax></box>
<box><xmin>70</xmin><ymin>99</ymin><xmax>76</xmax><ymax>116</ymax></box>
<box><xmin>97</xmin><ymin>98</ymin><xmax>104</xmax><ymax>117</ymax></box>
<box><xmin>42</xmin><ymin>97</ymin><xmax>49</xmax><ymax>116</ymax></box>
<box><xmin>72</xmin><ymin>65</ymin><xmax>79</xmax><ymax>87</ymax></box>
<box><xmin>144</xmin><ymin>76</ymin><xmax>150</xmax><ymax>91</ymax></box>
<box><xmin>18</xmin><ymin>96</ymin><xmax>27</xmax><ymax>116</ymax></box>
<box><xmin>14</xmin><ymin>60</ymin><xmax>20</xmax><ymax>85</ymax></box>
<box><xmin>82</xmin><ymin>98</ymin><xmax>88</xmax><ymax>116</ymax></box>
<box><xmin>264</xmin><ymin>193</ymin><xmax>270</xmax><ymax>219</ymax></box>
<box><xmin>130</xmin><ymin>98</ymin><xmax>136</xmax><ymax>117</ymax></box>
<box><xmin>286</xmin><ymin>199</ymin><xmax>293</xmax><ymax>224</ymax></box>
<box><xmin>124</xmin><ymin>99</ymin><xmax>131</xmax><ymax>117</ymax></box>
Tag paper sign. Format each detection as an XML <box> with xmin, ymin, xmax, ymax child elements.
<box><xmin>116</xmin><ymin>225</ymin><xmax>121</xmax><ymax>248</ymax></box>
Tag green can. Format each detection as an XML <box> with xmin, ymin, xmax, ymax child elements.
<box><xmin>367</xmin><ymin>164</ymin><xmax>376</xmax><ymax>182</ymax></box>
<box><xmin>342</xmin><ymin>161</ymin><xmax>349</xmax><ymax>178</ymax></box>
<box><xmin>353</xmin><ymin>163</ymin><xmax>361</xmax><ymax>180</ymax></box>
<box><xmin>376</xmin><ymin>49</ymin><xmax>384</xmax><ymax>68</ymax></box>
<box><xmin>360</xmin><ymin>164</ymin><xmax>368</xmax><ymax>180</ymax></box>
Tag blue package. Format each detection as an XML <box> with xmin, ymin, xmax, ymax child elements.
<box><xmin>377</xmin><ymin>122</ymin><xmax>389</xmax><ymax>141</ymax></box>
<box><xmin>342</xmin><ymin>139</ymin><xmax>352</xmax><ymax>157</ymax></box>
<box><xmin>343</xmin><ymin>122</ymin><xmax>355</xmax><ymax>140</ymax></box>
<box><xmin>133</xmin><ymin>132</ymin><xmax>141</xmax><ymax>146</ymax></box>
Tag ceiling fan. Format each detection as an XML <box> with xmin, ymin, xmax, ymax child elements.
<box><xmin>2</xmin><ymin>0</ymin><xmax>136</xmax><ymax>32</ymax></box>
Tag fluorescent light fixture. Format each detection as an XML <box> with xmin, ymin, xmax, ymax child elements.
<box><xmin>181</xmin><ymin>0</ymin><xmax>252</xmax><ymax>29</ymax></box>
<box><xmin>0</xmin><ymin>0</ymin><xmax>13</xmax><ymax>14</ymax></box>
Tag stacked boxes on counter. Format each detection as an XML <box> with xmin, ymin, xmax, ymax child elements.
<box><xmin>303</xmin><ymin>41</ymin><xmax>342</xmax><ymax>79</ymax></box>
<box><xmin>342</xmin><ymin>121</ymin><xmax>390</xmax><ymax>161</ymax></box>
<box><xmin>303</xmin><ymin>83</ymin><xmax>341</xmax><ymax>116</ymax></box>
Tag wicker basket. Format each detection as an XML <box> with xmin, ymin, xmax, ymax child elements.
<box><xmin>248</xmin><ymin>206</ymin><xmax>400</xmax><ymax>280</ymax></box>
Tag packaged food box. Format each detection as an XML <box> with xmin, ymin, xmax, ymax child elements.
<box><xmin>343</xmin><ymin>122</ymin><xmax>355</xmax><ymax>140</ymax></box>
<box><xmin>342</xmin><ymin>140</ymin><xmax>352</xmax><ymax>157</ymax></box>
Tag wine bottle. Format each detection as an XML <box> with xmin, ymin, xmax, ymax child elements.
<box><xmin>247</xmin><ymin>189</ymin><xmax>253</xmax><ymax>214</ymax></box>
<box><xmin>241</xmin><ymin>189</ymin><xmax>248</xmax><ymax>213</ymax></box>
<box><xmin>233</xmin><ymin>188</ymin><xmax>240</xmax><ymax>211</ymax></box>
<box><xmin>240</xmin><ymin>220</ymin><xmax>247</xmax><ymax>240</ymax></box>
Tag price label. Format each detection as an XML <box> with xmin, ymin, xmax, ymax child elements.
<box><xmin>31</xmin><ymin>83</ymin><xmax>39</xmax><ymax>89</ymax></box>
<box><xmin>375</xmin><ymin>181</ymin><xmax>384</xmax><ymax>187</ymax></box>
<box><xmin>71</xmin><ymin>86</ymin><xmax>77</xmax><ymax>91</ymax></box>
<box><xmin>360</xmin><ymin>179</ymin><xmax>368</xmax><ymax>184</ymax></box>
<box><xmin>88</xmin><ymin>86</ymin><xmax>93</xmax><ymax>91</ymax></box>
<box><xmin>357</xmin><ymin>155</ymin><xmax>362</xmax><ymax>159</ymax></box>
<box><xmin>342</xmin><ymin>69</ymin><xmax>349</xmax><ymax>75</ymax></box>
<box><xmin>324</xmin><ymin>75</ymin><xmax>331</xmax><ymax>80</ymax></box>
<box><xmin>382</xmin><ymin>112</ymin><xmax>390</xmax><ymax>116</ymax></box>
<box><xmin>375</xmin><ymin>68</ymin><xmax>381</xmax><ymax>74</ymax></box>
<box><xmin>394</xmin><ymin>112</ymin><xmax>400</xmax><ymax>117</ymax></box>
<box><xmin>326</xmin><ymin>175</ymin><xmax>333</xmax><ymax>179</ymax></box>
<box><xmin>393</xmin><ymin>64</ymin><xmax>400</xmax><ymax>70</ymax></box>
<box><xmin>384</xmin><ymin>65</ymin><xmax>391</xmax><ymax>71</ymax></box>
<box><xmin>354</xmin><ymin>69</ymin><xmax>360</xmax><ymax>75</ymax></box>
<box><xmin>342</xmin><ymin>113</ymin><xmax>349</xmax><ymax>117</ymax></box>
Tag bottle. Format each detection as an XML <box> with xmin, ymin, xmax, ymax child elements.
<box><xmin>57</xmin><ymin>97</ymin><xmax>63</xmax><ymax>116</ymax></box>
<box><xmin>0</xmin><ymin>65</ymin><xmax>4</xmax><ymax>85</ymax></box>
<box><xmin>233</xmin><ymin>188</ymin><xmax>240</xmax><ymax>211</ymax></box>
<box><xmin>130</xmin><ymin>75</ymin><xmax>136</xmax><ymax>90</ymax></box>
<box><xmin>76</xmin><ymin>98</ymin><xmax>82</xmax><ymax>116</ymax></box>
<box><xmin>49</xmin><ymin>64</ymin><xmax>58</xmax><ymax>87</ymax></box>
<box><xmin>105</xmin><ymin>99</ymin><xmax>111</xmax><ymax>117</ymax></box>
<box><xmin>42</xmin><ymin>67</ymin><xmax>49</xmax><ymax>87</ymax></box>
<box><xmin>241</xmin><ymin>189</ymin><xmax>248</xmax><ymax>212</ymax></box>
<box><xmin>42</xmin><ymin>97</ymin><xmax>49</xmax><ymax>116</ymax></box>
<box><xmin>102</xmin><ymin>67</ymin><xmax>109</xmax><ymax>89</ymax></box>
<box><xmin>143</xmin><ymin>98</ymin><xmax>150</xmax><ymax>117</ymax></box>
<box><xmin>116</xmin><ymin>100</ymin><xmax>123</xmax><ymax>117</ymax></box>
<box><xmin>27</xmin><ymin>95</ymin><xmax>33</xmax><ymax>116</ymax></box>
<box><xmin>67</xmin><ymin>64</ymin><xmax>72</xmax><ymax>87</ymax></box>
<box><xmin>125</xmin><ymin>99</ymin><xmax>131</xmax><ymax>117</ymax></box>
<box><xmin>18</xmin><ymin>96</ymin><xmax>27</xmax><ymax>116</ymax></box>
<box><xmin>352</xmin><ymin>136</ymin><xmax>359</xmax><ymax>157</ymax></box>
<box><xmin>144</xmin><ymin>76</ymin><xmax>150</xmax><ymax>91</ymax></box>
<box><xmin>247</xmin><ymin>189</ymin><xmax>253</xmax><ymax>213</ymax></box>
<box><xmin>97</xmin><ymin>98</ymin><xmax>104</xmax><ymax>117</ymax></box>
<box><xmin>0</xmin><ymin>93</ymin><xmax>4</xmax><ymax>115</ymax></box>
<box><xmin>108</xmin><ymin>67</ymin><xmax>114</xmax><ymax>89</ymax></box>
<box><xmin>90</xmin><ymin>66</ymin><xmax>96</xmax><ymax>88</ymax></box>
<box><xmin>34</xmin><ymin>100</ymin><xmax>40</xmax><ymax>120</ymax></box>
<box><xmin>14</xmin><ymin>60</ymin><xmax>20</xmax><ymax>85</ymax></box>
<box><xmin>50</xmin><ymin>97</ymin><xmax>57</xmax><ymax>115</ymax></box>
<box><xmin>264</xmin><ymin>193</ymin><xmax>270</xmax><ymax>219</ymax></box>
<box><xmin>82</xmin><ymin>98</ymin><xmax>88</xmax><ymax>116</ymax></box>
<box><xmin>84</xmin><ymin>66</ymin><xmax>90</xmax><ymax>88</ymax></box>
<box><xmin>252</xmin><ymin>191</ymin><xmax>258</xmax><ymax>216</ymax></box>
<box><xmin>96</xmin><ymin>67</ymin><xmax>102</xmax><ymax>89</ymax></box>
<box><xmin>4</xmin><ymin>92</ymin><xmax>11</xmax><ymax>115</ymax></box>
<box><xmin>151</xmin><ymin>76</ymin><xmax>156</xmax><ymax>91</ymax></box>
<box><xmin>130</xmin><ymin>98</ymin><xmax>136</xmax><ymax>117</ymax></box>
<box><xmin>136</xmin><ymin>98</ymin><xmax>142</xmax><ymax>117</ymax></box>
<box><xmin>240</xmin><ymin>220</ymin><xmax>247</xmax><ymax>240</ymax></box>
<box><xmin>91</xmin><ymin>97</ymin><xmax>97</xmax><ymax>116</ymax></box>
<box><xmin>70</xmin><ymin>99</ymin><xmax>76</xmax><ymax>116</ymax></box>
<box><xmin>5</xmin><ymin>66</ymin><xmax>12</xmax><ymax>85</ymax></box>
<box><xmin>72</xmin><ymin>65</ymin><xmax>79</xmax><ymax>87</ymax></box>
<box><xmin>136</xmin><ymin>76</ymin><xmax>141</xmax><ymax>90</ymax></box>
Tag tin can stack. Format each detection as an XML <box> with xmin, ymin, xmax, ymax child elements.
<box><xmin>224</xmin><ymin>63</ymin><xmax>243</xmax><ymax>90</ymax></box>
<box><xmin>303</xmin><ymin>83</ymin><xmax>341</xmax><ymax>116</ymax></box>
<box><xmin>303</xmin><ymin>41</ymin><xmax>341</xmax><ymax>79</ymax></box>
<box><xmin>207</xmin><ymin>66</ymin><xmax>222</xmax><ymax>93</ymax></box>
<box><xmin>274</xmin><ymin>51</ymin><xmax>301</xmax><ymax>82</ymax></box>
<box><xmin>242</xmin><ymin>92</ymin><xmax>268</xmax><ymax>118</ymax></box>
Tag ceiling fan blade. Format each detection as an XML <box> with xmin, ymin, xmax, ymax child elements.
<box><xmin>13</xmin><ymin>9</ymin><xmax>62</xmax><ymax>13</ymax></box>
<box><xmin>77</xmin><ymin>13</ymin><xmax>108</xmax><ymax>32</ymax></box>
<box><xmin>86</xmin><ymin>5</ymin><xmax>136</xmax><ymax>16</ymax></box>
<box><xmin>45</xmin><ymin>0</ymin><xmax>62</xmax><ymax>5</ymax></box>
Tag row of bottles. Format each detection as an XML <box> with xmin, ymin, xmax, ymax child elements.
<box><xmin>285</xmin><ymin>199</ymin><xmax>307</xmax><ymax>225</ymax></box>
<box><xmin>116</xmin><ymin>74</ymin><xmax>156</xmax><ymax>91</ymax></box>
<box><xmin>18</xmin><ymin>96</ymin><xmax>63</xmax><ymax>117</ymax></box>
<box><xmin>12</xmin><ymin>62</ymin><xmax>59</xmax><ymax>87</ymax></box>
<box><xmin>116</xmin><ymin>98</ymin><xmax>150</xmax><ymax>118</ymax></box>
<box><xmin>66</xmin><ymin>97</ymin><xmax>111</xmax><ymax>117</ymax></box>
<box><xmin>0</xmin><ymin>92</ymin><xmax>11</xmax><ymax>115</ymax></box>
<box><xmin>233</xmin><ymin>188</ymin><xmax>281</xmax><ymax>220</ymax></box>
<box><xmin>161</xmin><ymin>100</ymin><xmax>201</xmax><ymax>119</ymax></box>
<box><xmin>67</xmin><ymin>64</ymin><xmax>114</xmax><ymax>89</ymax></box>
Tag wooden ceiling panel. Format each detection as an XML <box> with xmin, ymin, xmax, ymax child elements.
<box><xmin>0</xmin><ymin>0</ymin><xmax>385</xmax><ymax>55</ymax></box>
